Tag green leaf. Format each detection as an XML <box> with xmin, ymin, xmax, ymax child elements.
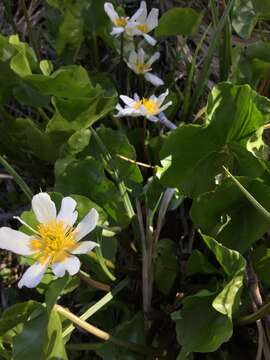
<box><xmin>47</xmin><ymin>90</ymin><xmax>116</xmax><ymax>132</ymax></box>
<box><xmin>43</xmin><ymin>311</ymin><xmax>67</xmax><ymax>360</ymax></box>
<box><xmin>232</xmin><ymin>41</ymin><xmax>270</xmax><ymax>88</ymax></box>
<box><xmin>12</xmin><ymin>307</ymin><xmax>47</xmax><ymax>360</ymax></box>
<box><xmin>186</xmin><ymin>250</ymin><xmax>218</xmax><ymax>276</ymax></box>
<box><xmin>191</xmin><ymin>177</ymin><xmax>270</xmax><ymax>253</ymax></box>
<box><xmin>201</xmin><ymin>234</ymin><xmax>246</xmax><ymax>317</ymax></box>
<box><xmin>154</xmin><ymin>239</ymin><xmax>179</xmax><ymax>295</ymax></box>
<box><xmin>0</xmin><ymin>301</ymin><xmax>40</xmax><ymax>336</ymax></box>
<box><xmin>160</xmin><ymin>83</ymin><xmax>270</xmax><ymax>197</ymax></box>
<box><xmin>172</xmin><ymin>290</ymin><xmax>232</xmax><ymax>353</ymax></box>
<box><xmin>232</xmin><ymin>0</ymin><xmax>270</xmax><ymax>39</ymax></box>
<box><xmin>155</xmin><ymin>8</ymin><xmax>203</xmax><ymax>37</ymax></box>
<box><xmin>55</xmin><ymin>158</ymin><xmax>130</xmax><ymax>226</ymax></box>
<box><xmin>45</xmin><ymin>275</ymin><xmax>70</xmax><ymax>314</ymax></box>
<box><xmin>87</xmin><ymin>127</ymin><xmax>143</xmax><ymax>187</ymax></box>
<box><xmin>26</xmin><ymin>65</ymin><xmax>92</xmax><ymax>98</ymax></box>
<box><xmin>252</xmin><ymin>245</ymin><xmax>270</xmax><ymax>286</ymax></box>
<box><xmin>40</xmin><ymin>60</ymin><xmax>54</xmax><ymax>76</ymax></box>
<box><xmin>0</xmin><ymin>117</ymin><xmax>66</xmax><ymax>163</ymax></box>
<box><xmin>96</xmin><ymin>312</ymin><xmax>145</xmax><ymax>360</ymax></box>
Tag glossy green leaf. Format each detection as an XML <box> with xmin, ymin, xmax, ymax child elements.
<box><xmin>191</xmin><ymin>177</ymin><xmax>270</xmax><ymax>253</ymax></box>
<box><xmin>160</xmin><ymin>83</ymin><xmax>270</xmax><ymax>197</ymax></box>
<box><xmin>45</xmin><ymin>275</ymin><xmax>70</xmax><ymax>314</ymax></box>
<box><xmin>172</xmin><ymin>290</ymin><xmax>232</xmax><ymax>353</ymax></box>
<box><xmin>55</xmin><ymin>158</ymin><xmax>130</xmax><ymax>226</ymax></box>
<box><xmin>96</xmin><ymin>312</ymin><xmax>145</xmax><ymax>360</ymax></box>
<box><xmin>155</xmin><ymin>8</ymin><xmax>203</xmax><ymax>37</ymax></box>
<box><xmin>0</xmin><ymin>301</ymin><xmax>40</xmax><ymax>336</ymax></box>
<box><xmin>232</xmin><ymin>0</ymin><xmax>270</xmax><ymax>38</ymax></box>
<box><xmin>201</xmin><ymin>234</ymin><xmax>246</xmax><ymax>316</ymax></box>
<box><xmin>186</xmin><ymin>250</ymin><xmax>218</xmax><ymax>276</ymax></box>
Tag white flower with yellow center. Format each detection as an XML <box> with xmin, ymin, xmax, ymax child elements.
<box><xmin>104</xmin><ymin>2</ymin><xmax>143</xmax><ymax>37</ymax></box>
<box><xmin>127</xmin><ymin>49</ymin><xmax>163</xmax><ymax>87</ymax></box>
<box><xmin>131</xmin><ymin>1</ymin><xmax>159</xmax><ymax>46</ymax></box>
<box><xmin>116</xmin><ymin>89</ymin><xmax>172</xmax><ymax>122</ymax></box>
<box><xmin>0</xmin><ymin>193</ymin><xmax>99</xmax><ymax>288</ymax></box>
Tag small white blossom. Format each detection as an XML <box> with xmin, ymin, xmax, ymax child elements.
<box><xmin>0</xmin><ymin>193</ymin><xmax>99</xmax><ymax>288</ymax></box>
<box><xmin>127</xmin><ymin>49</ymin><xmax>163</xmax><ymax>86</ymax></box>
<box><xmin>104</xmin><ymin>2</ymin><xmax>143</xmax><ymax>37</ymax></box>
<box><xmin>131</xmin><ymin>1</ymin><xmax>159</xmax><ymax>46</ymax></box>
<box><xmin>116</xmin><ymin>89</ymin><xmax>172</xmax><ymax>122</ymax></box>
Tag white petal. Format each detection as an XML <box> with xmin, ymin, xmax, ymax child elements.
<box><xmin>32</xmin><ymin>192</ymin><xmax>56</xmax><ymax>224</ymax></box>
<box><xmin>75</xmin><ymin>208</ymin><xmax>99</xmax><ymax>241</ymax></box>
<box><xmin>52</xmin><ymin>256</ymin><xmax>80</xmax><ymax>277</ymax></box>
<box><xmin>146</xmin><ymin>8</ymin><xmax>159</xmax><ymax>31</ymax></box>
<box><xmin>138</xmin><ymin>48</ymin><xmax>145</xmax><ymax>64</ymax></box>
<box><xmin>147</xmin><ymin>115</ymin><xmax>159</xmax><ymax>122</ymax></box>
<box><xmin>120</xmin><ymin>95</ymin><xmax>136</xmax><ymax>106</ymax></box>
<box><xmin>57</xmin><ymin>196</ymin><xmax>78</xmax><ymax>227</ymax></box>
<box><xmin>144</xmin><ymin>72</ymin><xmax>164</xmax><ymax>86</ymax></box>
<box><xmin>159</xmin><ymin>101</ymin><xmax>173</xmax><ymax>112</ymax></box>
<box><xmin>131</xmin><ymin>1</ymin><xmax>147</xmax><ymax>22</ymax></box>
<box><xmin>104</xmin><ymin>3</ymin><xmax>119</xmax><ymax>23</ymax></box>
<box><xmin>116</xmin><ymin>108</ymin><xmax>139</xmax><ymax>117</ymax></box>
<box><xmin>0</xmin><ymin>227</ymin><xmax>33</xmax><ymax>255</ymax></box>
<box><xmin>147</xmin><ymin>52</ymin><xmax>160</xmax><ymax>66</ymax></box>
<box><xmin>71</xmin><ymin>241</ymin><xmax>99</xmax><ymax>254</ymax></box>
<box><xmin>18</xmin><ymin>262</ymin><xmax>48</xmax><ymax>288</ymax></box>
<box><xmin>143</xmin><ymin>33</ymin><xmax>157</xmax><ymax>46</ymax></box>
<box><xmin>129</xmin><ymin>50</ymin><xmax>137</xmax><ymax>65</ymax></box>
<box><xmin>157</xmin><ymin>89</ymin><xmax>169</xmax><ymax>106</ymax></box>
<box><xmin>111</xmin><ymin>27</ymin><xmax>125</xmax><ymax>36</ymax></box>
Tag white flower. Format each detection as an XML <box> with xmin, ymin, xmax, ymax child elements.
<box><xmin>104</xmin><ymin>2</ymin><xmax>143</xmax><ymax>37</ymax></box>
<box><xmin>116</xmin><ymin>89</ymin><xmax>172</xmax><ymax>122</ymax></box>
<box><xmin>130</xmin><ymin>1</ymin><xmax>159</xmax><ymax>46</ymax></box>
<box><xmin>0</xmin><ymin>193</ymin><xmax>99</xmax><ymax>288</ymax></box>
<box><xmin>127</xmin><ymin>49</ymin><xmax>163</xmax><ymax>87</ymax></box>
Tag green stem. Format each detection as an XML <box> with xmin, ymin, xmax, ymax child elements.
<box><xmin>20</xmin><ymin>0</ymin><xmax>41</xmax><ymax>61</ymax></box>
<box><xmin>88</xmin><ymin>251</ymin><xmax>115</xmax><ymax>270</ymax></box>
<box><xmin>182</xmin><ymin>24</ymin><xmax>210</xmax><ymax>121</ymax></box>
<box><xmin>56</xmin><ymin>304</ymin><xmax>165</xmax><ymax>357</ymax></box>
<box><xmin>236</xmin><ymin>299</ymin><xmax>270</xmax><ymax>326</ymax></box>
<box><xmin>189</xmin><ymin>0</ymin><xmax>235</xmax><ymax>117</ymax></box>
<box><xmin>89</xmin><ymin>126</ymin><xmax>135</xmax><ymax>220</ymax></box>
<box><xmin>63</xmin><ymin>278</ymin><xmax>129</xmax><ymax>337</ymax></box>
<box><xmin>0</xmin><ymin>155</ymin><xmax>33</xmax><ymax>200</ymax></box>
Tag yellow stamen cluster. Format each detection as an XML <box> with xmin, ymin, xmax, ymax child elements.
<box><xmin>134</xmin><ymin>62</ymin><xmax>150</xmax><ymax>74</ymax></box>
<box><xmin>137</xmin><ymin>24</ymin><xmax>149</xmax><ymax>33</ymax></box>
<box><xmin>115</xmin><ymin>17</ymin><xmax>128</xmax><ymax>27</ymax></box>
<box><xmin>132</xmin><ymin>98</ymin><xmax>159</xmax><ymax>114</ymax></box>
<box><xmin>30</xmin><ymin>220</ymin><xmax>77</xmax><ymax>265</ymax></box>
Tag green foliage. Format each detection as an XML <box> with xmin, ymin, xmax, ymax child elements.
<box><xmin>155</xmin><ymin>8</ymin><xmax>203</xmax><ymax>37</ymax></box>
<box><xmin>1</xmin><ymin>2</ymin><xmax>270</xmax><ymax>358</ymax></box>
<box><xmin>160</xmin><ymin>82</ymin><xmax>270</xmax><ymax>197</ymax></box>
<box><xmin>172</xmin><ymin>234</ymin><xmax>245</xmax><ymax>353</ymax></box>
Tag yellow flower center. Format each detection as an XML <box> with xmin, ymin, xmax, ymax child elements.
<box><xmin>142</xmin><ymin>98</ymin><xmax>159</xmax><ymax>114</ymax></box>
<box><xmin>132</xmin><ymin>98</ymin><xmax>159</xmax><ymax>115</ymax></box>
<box><xmin>134</xmin><ymin>62</ymin><xmax>149</xmax><ymax>74</ymax></box>
<box><xmin>30</xmin><ymin>220</ymin><xmax>77</xmax><ymax>265</ymax></box>
<box><xmin>137</xmin><ymin>24</ymin><xmax>149</xmax><ymax>33</ymax></box>
<box><xmin>115</xmin><ymin>17</ymin><xmax>127</xmax><ymax>27</ymax></box>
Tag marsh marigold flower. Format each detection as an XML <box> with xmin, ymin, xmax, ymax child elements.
<box><xmin>126</xmin><ymin>49</ymin><xmax>163</xmax><ymax>86</ymax></box>
<box><xmin>116</xmin><ymin>89</ymin><xmax>172</xmax><ymax>122</ymax></box>
<box><xmin>131</xmin><ymin>1</ymin><xmax>159</xmax><ymax>46</ymax></box>
<box><xmin>0</xmin><ymin>193</ymin><xmax>99</xmax><ymax>288</ymax></box>
<box><xmin>104</xmin><ymin>2</ymin><xmax>143</xmax><ymax>37</ymax></box>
